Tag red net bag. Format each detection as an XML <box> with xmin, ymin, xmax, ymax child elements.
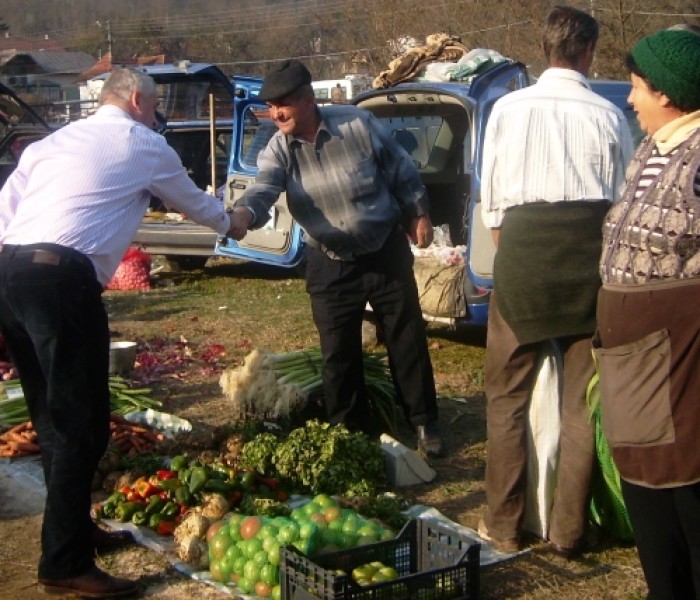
<box><xmin>106</xmin><ymin>247</ymin><xmax>152</xmax><ymax>291</ymax></box>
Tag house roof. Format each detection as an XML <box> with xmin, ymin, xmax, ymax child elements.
<box><xmin>75</xmin><ymin>51</ymin><xmax>167</xmax><ymax>83</ymax></box>
<box><xmin>1</xmin><ymin>50</ymin><xmax>97</xmax><ymax>76</ymax></box>
<box><xmin>0</xmin><ymin>33</ymin><xmax>65</xmax><ymax>53</ymax></box>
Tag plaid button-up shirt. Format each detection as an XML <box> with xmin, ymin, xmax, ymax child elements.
<box><xmin>238</xmin><ymin>104</ymin><xmax>429</xmax><ymax>260</ymax></box>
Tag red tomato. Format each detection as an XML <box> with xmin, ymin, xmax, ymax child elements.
<box><xmin>206</xmin><ymin>519</ymin><xmax>226</xmax><ymax>544</ymax></box>
<box><xmin>255</xmin><ymin>581</ymin><xmax>272</xmax><ymax>598</ymax></box>
<box><xmin>240</xmin><ymin>516</ymin><xmax>262</xmax><ymax>540</ymax></box>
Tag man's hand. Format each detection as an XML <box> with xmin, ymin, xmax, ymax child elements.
<box><xmin>408</xmin><ymin>215</ymin><xmax>434</xmax><ymax>248</ymax></box>
<box><xmin>226</xmin><ymin>207</ymin><xmax>253</xmax><ymax>241</ymax></box>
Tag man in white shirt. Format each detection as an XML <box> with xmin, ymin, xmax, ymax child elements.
<box><xmin>0</xmin><ymin>68</ymin><xmax>248</xmax><ymax>597</ymax></box>
<box><xmin>478</xmin><ymin>5</ymin><xmax>633</xmax><ymax>558</ymax></box>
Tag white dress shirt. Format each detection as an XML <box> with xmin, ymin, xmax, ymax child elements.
<box><xmin>480</xmin><ymin>68</ymin><xmax>634</xmax><ymax>229</ymax></box>
<box><xmin>0</xmin><ymin>105</ymin><xmax>230</xmax><ymax>284</ymax></box>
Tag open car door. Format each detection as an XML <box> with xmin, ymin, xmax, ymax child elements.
<box><xmin>215</xmin><ymin>99</ymin><xmax>305</xmax><ymax>268</ymax></box>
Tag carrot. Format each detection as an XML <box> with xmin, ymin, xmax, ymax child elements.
<box><xmin>129</xmin><ymin>436</ymin><xmax>148</xmax><ymax>452</ymax></box>
<box><xmin>6</xmin><ymin>421</ymin><xmax>32</xmax><ymax>435</ymax></box>
<box><xmin>5</xmin><ymin>431</ymin><xmax>30</xmax><ymax>444</ymax></box>
<box><xmin>128</xmin><ymin>425</ymin><xmax>150</xmax><ymax>434</ymax></box>
<box><xmin>137</xmin><ymin>429</ymin><xmax>159</xmax><ymax>443</ymax></box>
<box><xmin>112</xmin><ymin>438</ymin><xmax>131</xmax><ymax>452</ymax></box>
<box><xmin>7</xmin><ymin>440</ymin><xmax>40</xmax><ymax>454</ymax></box>
<box><xmin>21</xmin><ymin>430</ymin><xmax>38</xmax><ymax>443</ymax></box>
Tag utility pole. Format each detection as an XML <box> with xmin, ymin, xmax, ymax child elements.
<box><xmin>96</xmin><ymin>19</ymin><xmax>112</xmax><ymax>57</ymax></box>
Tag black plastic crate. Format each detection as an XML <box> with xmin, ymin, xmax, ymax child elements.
<box><xmin>281</xmin><ymin>518</ymin><xmax>480</xmax><ymax>600</ymax></box>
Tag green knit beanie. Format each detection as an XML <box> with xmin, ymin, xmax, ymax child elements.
<box><xmin>631</xmin><ymin>30</ymin><xmax>700</xmax><ymax>111</ymax></box>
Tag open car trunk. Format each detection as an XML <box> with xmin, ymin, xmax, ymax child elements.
<box><xmin>353</xmin><ymin>86</ymin><xmax>493</xmax><ymax>323</ymax></box>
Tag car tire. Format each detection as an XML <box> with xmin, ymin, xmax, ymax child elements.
<box><xmin>166</xmin><ymin>256</ymin><xmax>209</xmax><ymax>270</ymax></box>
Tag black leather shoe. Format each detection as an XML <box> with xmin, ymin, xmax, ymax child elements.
<box><xmin>416</xmin><ymin>422</ymin><xmax>444</xmax><ymax>458</ymax></box>
<box><xmin>38</xmin><ymin>565</ymin><xmax>140</xmax><ymax>598</ymax></box>
<box><xmin>94</xmin><ymin>527</ymin><xmax>136</xmax><ymax>553</ymax></box>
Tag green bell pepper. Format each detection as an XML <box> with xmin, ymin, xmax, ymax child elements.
<box><xmin>188</xmin><ymin>466</ymin><xmax>208</xmax><ymax>495</ymax></box>
<box><xmin>131</xmin><ymin>511</ymin><xmax>149</xmax><ymax>527</ymax></box>
<box><xmin>174</xmin><ymin>485</ymin><xmax>193</xmax><ymax>506</ymax></box>
<box><xmin>115</xmin><ymin>501</ymin><xmax>144</xmax><ymax>523</ymax></box>
<box><xmin>144</xmin><ymin>495</ymin><xmax>165</xmax><ymax>516</ymax></box>
<box><xmin>160</xmin><ymin>501</ymin><xmax>180</xmax><ymax>519</ymax></box>
<box><xmin>170</xmin><ymin>455</ymin><xmax>188</xmax><ymax>472</ymax></box>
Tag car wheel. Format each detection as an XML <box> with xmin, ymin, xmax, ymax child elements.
<box><xmin>166</xmin><ymin>256</ymin><xmax>209</xmax><ymax>270</ymax></box>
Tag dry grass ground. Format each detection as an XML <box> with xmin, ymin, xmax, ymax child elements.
<box><xmin>0</xmin><ymin>257</ymin><xmax>648</xmax><ymax>599</ymax></box>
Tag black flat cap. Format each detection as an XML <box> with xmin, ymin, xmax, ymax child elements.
<box><xmin>258</xmin><ymin>59</ymin><xmax>312</xmax><ymax>101</ymax></box>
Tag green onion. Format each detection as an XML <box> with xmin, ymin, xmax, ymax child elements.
<box><xmin>220</xmin><ymin>347</ymin><xmax>399</xmax><ymax>434</ymax></box>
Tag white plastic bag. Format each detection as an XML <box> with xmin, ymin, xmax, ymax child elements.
<box><xmin>522</xmin><ymin>340</ymin><xmax>562</xmax><ymax>539</ymax></box>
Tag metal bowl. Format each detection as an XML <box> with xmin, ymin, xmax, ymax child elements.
<box><xmin>109</xmin><ymin>341</ymin><xmax>137</xmax><ymax>374</ymax></box>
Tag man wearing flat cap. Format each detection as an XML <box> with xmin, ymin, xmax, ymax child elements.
<box><xmin>597</xmin><ymin>29</ymin><xmax>700</xmax><ymax>598</ymax></box>
<box><xmin>227</xmin><ymin>59</ymin><xmax>443</xmax><ymax>457</ymax></box>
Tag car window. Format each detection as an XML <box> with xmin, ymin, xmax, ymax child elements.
<box><xmin>240</xmin><ymin>106</ymin><xmax>277</xmax><ymax>169</ymax></box>
<box><xmin>157</xmin><ymin>80</ymin><xmax>234</xmax><ymax>122</ymax></box>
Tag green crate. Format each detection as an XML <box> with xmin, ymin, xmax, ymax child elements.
<box><xmin>281</xmin><ymin>518</ymin><xmax>480</xmax><ymax>600</ymax></box>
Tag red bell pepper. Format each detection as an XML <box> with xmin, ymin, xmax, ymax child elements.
<box><xmin>156</xmin><ymin>470</ymin><xmax>178</xmax><ymax>480</ymax></box>
<box><xmin>126</xmin><ymin>489</ymin><xmax>143</xmax><ymax>502</ymax></box>
<box><xmin>156</xmin><ymin>519</ymin><xmax>177</xmax><ymax>536</ymax></box>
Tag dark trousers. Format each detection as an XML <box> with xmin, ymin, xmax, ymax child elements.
<box><xmin>621</xmin><ymin>479</ymin><xmax>700</xmax><ymax>600</ymax></box>
<box><xmin>483</xmin><ymin>297</ymin><xmax>595</xmax><ymax>548</ymax></box>
<box><xmin>304</xmin><ymin>228</ymin><xmax>437</xmax><ymax>433</ymax></box>
<box><xmin>0</xmin><ymin>243</ymin><xmax>109</xmax><ymax>579</ymax></box>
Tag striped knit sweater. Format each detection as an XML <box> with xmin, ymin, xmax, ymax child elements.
<box><xmin>601</xmin><ymin>127</ymin><xmax>700</xmax><ymax>284</ymax></box>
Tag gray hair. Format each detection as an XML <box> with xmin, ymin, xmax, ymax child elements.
<box><xmin>542</xmin><ymin>5</ymin><xmax>599</xmax><ymax>66</ymax></box>
<box><xmin>99</xmin><ymin>68</ymin><xmax>157</xmax><ymax>106</ymax></box>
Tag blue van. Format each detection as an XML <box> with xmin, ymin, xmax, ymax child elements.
<box><xmin>217</xmin><ymin>59</ymin><xmax>531</xmax><ymax>327</ymax></box>
<box><xmin>215</xmin><ymin>70</ymin><xmax>639</xmax><ymax>329</ymax></box>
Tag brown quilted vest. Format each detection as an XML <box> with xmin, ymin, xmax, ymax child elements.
<box><xmin>601</xmin><ymin>128</ymin><xmax>700</xmax><ymax>284</ymax></box>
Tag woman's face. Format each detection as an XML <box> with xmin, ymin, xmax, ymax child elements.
<box><xmin>627</xmin><ymin>73</ymin><xmax>668</xmax><ymax>136</ymax></box>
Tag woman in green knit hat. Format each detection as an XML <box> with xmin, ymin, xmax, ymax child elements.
<box><xmin>596</xmin><ymin>29</ymin><xmax>700</xmax><ymax>600</ymax></box>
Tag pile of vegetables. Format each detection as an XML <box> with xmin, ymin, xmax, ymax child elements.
<box><xmin>108</xmin><ymin>375</ymin><xmax>163</xmax><ymax>415</ymax></box>
<box><xmin>97</xmin><ymin>455</ymin><xmax>230</xmax><ymax>535</ymax></box>
<box><xmin>0</xmin><ymin>379</ymin><xmax>26</xmax><ymax>427</ymax></box>
<box><xmin>219</xmin><ymin>348</ymin><xmax>400</xmax><ymax>434</ymax></box>
<box><xmin>238</xmin><ymin>419</ymin><xmax>386</xmax><ymax>498</ymax></box>
<box><xmin>96</xmin><ymin>454</ymin><xmax>292</xmax><ymax>536</ymax></box>
<box><xmin>109</xmin><ymin>414</ymin><xmax>166</xmax><ymax>455</ymax></box>
<box><xmin>0</xmin><ymin>421</ymin><xmax>39</xmax><ymax>457</ymax></box>
<box><xmin>203</xmin><ymin>494</ymin><xmax>395</xmax><ymax>597</ymax></box>
<box><xmin>0</xmin><ymin>375</ymin><xmax>161</xmax><ymax>428</ymax></box>
<box><xmin>0</xmin><ymin>376</ymin><xmax>164</xmax><ymax>458</ymax></box>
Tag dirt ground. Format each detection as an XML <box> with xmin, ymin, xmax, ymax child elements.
<box><xmin>0</xmin><ymin>260</ymin><xmax>649</xmax><ymax>599</ymax></box>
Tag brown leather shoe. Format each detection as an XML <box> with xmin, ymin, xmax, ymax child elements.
<box><xmin>38</xmin><ymin>565</ymin><xmax>140</xmax><ymax>598</ymax></box>
<box><xmin>416</xmin><ymin>422</ymin><xmax>444</xmax><ymax>458</ymax></box>
<box><xmin>94</xmin><ymin>527</ymin><xmax>136</xmax><ymax>553</ymax></box>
